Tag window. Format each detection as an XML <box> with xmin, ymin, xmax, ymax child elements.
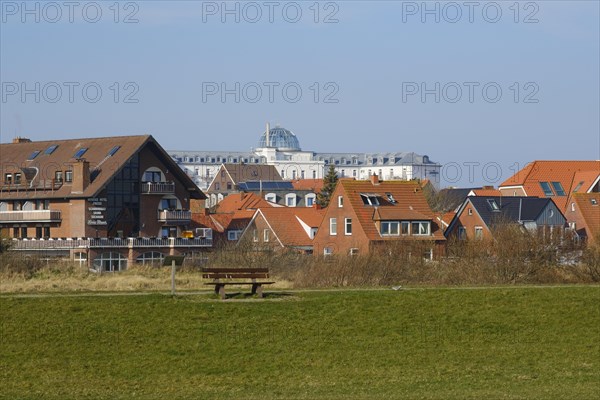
<box><xmin>338</xmin><ymin>196</ymin><xmax>344</xmax><ymax>207</ymax></box>
<box><xmin>27</xmin><ymin>150</ymin><xmax>40</xmax><ymax>160</ymax></box>
<box><xmin>305</xmin><ymin>194</ymin><xmax>315</xmax><ymax>207</ymax></box>
<box><xmin>74</xmin><ymin>252</ymin><xmax>87</xmax><ymax>266</ymax></box>
<box><xmin>44</xmin><ymin>145</ymin><xmax>58</xmax><ymax>155</ymax></box>
<box><xmin>107</xmin><ymin>146</ymin><xmax>121</xmax><ymax>157</ymax></box>
<box><xmin>330</xmin><ymin>218</ymin><xmax>337</xmax><ymax>235</ymax></box>
<box><xmin>401</xmin><ymin>221</ymin><xmax>410</xmax><ymax>235</ymax></box>
<box><xmin>54</xmin><ymin>171</ymin><xmax>63</xmax><ymax>182</ymax></box>
<box><xmin>324</xmin><ymin>247</ymin><xmax>333</xmax><ymax>256</ymax></box>
<box><xmin>487</xmin><ymin>199</ymin><xmax>500</xmax><ymax>212</ymax></box>
<box><xmin>360</xmin><ymin>193</ymin><xmax>380</xmax><ymax>206</ymax></box>
<box><xmin>36</xmin><ymin>226</ymin><xmax>43</xmax><ymax>238</ymax></box>
<box><xmin>385</xmin><ymin>193</ymin><xmax>397</xmax><ymax>203</ymax></box>
<box><xmin>381</xmin><ymin>221</ymin><xmax>400</xmax><ymax>236</ymax></box>
<box><xmin>551</xmin><ymin>182</ymin><xmax>566</xmax><ymax>196</ymax></box>
<box><xmin>571</xmin><ymin>203</ymin><xmax>575</xmax><ymax>212</ymax></box>
<box><xmin>286</xmin><ymin>194</ymin><xmax>297</xmax><ymax>207</ymax></box>
<box><xmin>227</xmin><ymin>230</ymin><xmax>242</xmax><ymax>241</ymax></box>
<box><xmin>14</xmin><ymin>173</ymin><xmax>21</xmax><ymax>185</ymax></box>
<box><xmin>252</xmin><ymin>229</ymin><xmax>258</xmax><ymax>242</ymax></box>
<box><xmin>13</xmin><ymin>227</ymin><xmax>18</xmax><ymax>237</ymax></box>
<box><xmin>143</xmin><ymin>170</ymin><xmax>162</xmax><ymax>182</ymax></box>
<box><xmin>93</xmin><ymin>252</ymin><xmax>127</xmax><ymax>272</ymax></box>
<box><xmin>474</xmin><ymin>226</ymin><xmax>483</xmax><ymax>239</ymax></box>
<box><xmin>312</xmin><ymin>171</ymin><xmax>317</xmax><ymax>179</ymax></box>
<box><xmin>540</xmin><ymin>182</ymin><xmax>554</xmax><ymax>196</ymax></box>
<box><xmin>345</xmin><ymin>218</ymin><xmax>352</xmax><ymax>235</ymax></box>
<box><xmin>573</xmin><ymin>181</ymin><xmax>584</xmax><ymax>193</ymax></box>
<box><xmin>160</xmin><ymin>198</ymin><xmax>178</xmax><ymax>210</ymax></box>
<box><xmin>265</xmin><ymin>193</ymin><xmax>277</xmax><ymax>203</ymax></box>
<box><xmin>4</xmin><ymin>173</ymin><xmax>12</xmax><ymax>184</ymax></box>
<box><xmin>458</xmin><ymin>227</ymin><xmax>467</xmax><ymax>240</ymax></box>
<box><xmin>349</xmin><ymin>248</ymin><xmax>359</xmax><ymax>256</ymax></box>
<box><xmin>468</xmin><ymin>208</ymin><xmax>473</xmax><ymax>216</ymax></box>
<box><xmin>221</xmin><ymin>170</ymin><xmax>225</xmax><ymax>178</ymax></box>
<box><xmin>74</xmin><ymin>148</ymin><xmax>88</xmax><ymax>158</ymax></box>
<box><xmin>65</xmin><ymin>171</ymin><xmax>73</xmax><ymax>183</ymax></box>
<box><xmin>215</xmin><ymin>183</ymin><xmax>220</xmax><ymax>190</ymax></box>
<box><xmin>592</xmin><ymin>198</ymin><xmax>598</xmax><ymax>206</ymax></box>
<box><xmin>263</xmin><ymin>229</ymin><xmax>270</xmax><ymax>242</ymax></box>
<box><xmin>136</xmin><ymin>252</ymin><xmax>164</xmax><ymax>265</ymax></box>
<box><xmin>43</xmin><ymin>226</ymin><xmax>50</xmax><ymax>237</ymax></box>
<box><xmin>226</xmin><ymin>182</ymin><xmax>232</xmax><ymax>190</ymax></box>
<box><xmin>411</xmin><ymin>222</ymin><xmax>430</xmax><ymax>236</ymax></box>
<box><xmin>20</xmin><ymin>227</ymin><xmax>27</xmax><ymax>238</ymax></box>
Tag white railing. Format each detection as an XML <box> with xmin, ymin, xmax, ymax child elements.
<box><xmin>141</xmin><ymin>181</ymin><xmax>175</xmax><ymax>194</ymax></box>
<box><xmin>7</xmin><ymin>236</ymin><xmax>213</xmax><ymax>250</ymax></box>
<box><xmin>0</xmin><ymin>210</ymin><xmax>61</xmax><ymax>223</ymax></box>
<box><xmin>158</xmin><ymin>210</ymin><xmax>192</xmax><ymax>222</ymax></box>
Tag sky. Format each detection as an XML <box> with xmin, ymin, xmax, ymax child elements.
<box><xmin>1</xmin><ymin>0</ymin><xmax>599</xmax><ymax>188</ymax></box>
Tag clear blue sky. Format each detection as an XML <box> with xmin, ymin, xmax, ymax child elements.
<box><xmin>1</xmin><ymin>1</ymin><xmax>598</xmax><ymax>187</ymax></box>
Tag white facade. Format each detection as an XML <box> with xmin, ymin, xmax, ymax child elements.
<box><xmin>169</xmin><ymin>125</ymin><xmax>441</xmax><ymax>190</ymax></box>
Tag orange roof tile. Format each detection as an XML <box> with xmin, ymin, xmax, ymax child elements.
<box><xmin>291</xmin><ymin>179</ymin><xmax>324</xmax><ymax>192</ymax></box>
<box><xmin>573</xmin><ymin>193</ymin><xmax>600</xmax><ymax>241</ymax></box>
<box><xmin>500</xmin><ymin>161</ymin><xmax>600</xmax><ymax>212</ymax></box>
<box><xmin>256</xmin><ymin>207</ymin><xmax>325</xmax><ymax>247</ymax></box>
<box><xmin>337</xmin><ymin>180</ymin><xmax>445</xmax><ymax>242</ymax></box>
<box><xmin>470</xmin><ymin>189</ymin><xmax>502</xmax><ymax>196</ymax></box>
<box><xmin>216</xmin><ymin>192</ymin><xmax>274</xmax><ymax>213</ymax></box>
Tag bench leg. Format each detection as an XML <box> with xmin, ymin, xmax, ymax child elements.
<box><xmin>252</xmin><ymin>284</ymin><xmax>264</xmax><ymax>298</ymax></box>
<box><xmin>215</xmin><ymin>284</ymin><xmax>226</xmax><ymax>299</ymax></box>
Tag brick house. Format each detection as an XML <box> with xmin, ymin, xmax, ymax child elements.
<box><xmin>565</xmin><ymin>193</ymin><xmax>600</xmax><ymax>245</ymax></box>
<box><xmin>312</xmin><ymin>176</ymin><xmax>445</xmax><ymax>258</ymax></box>
<box><xmin>0</xmin><ymin>135</ymin><xmax>210</xmax><ymax>270</ymax></box>
<box><xmin>445</xmin><ymin>196</ymin><xmax>566</xmax><ymax>240</ymax></box>
<box><xmin>239</xmin><ymin>207</ymin><xmax>325</xmax><ymax>253</ymax></box>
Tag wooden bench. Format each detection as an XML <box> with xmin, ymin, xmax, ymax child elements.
<box><xmin>201</xmin><ymin>267</ymin><xmax>275</xmax><ymax>299</ymax></box>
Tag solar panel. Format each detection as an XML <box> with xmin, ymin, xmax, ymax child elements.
<box><xmin>239</xmin><ymin>181</ymin><xmax>294</xmax><ymax>191</ymax></box>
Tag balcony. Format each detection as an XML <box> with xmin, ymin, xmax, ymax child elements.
<box><xmin>141</xmin><ymin>181</ymin><xmax>175</xmax><ymax>194</ymax></box>
<box><xmin>158</xmin><ymin>210</ymin><xmax>191</xmax><ymax>223</ymax></box>
<box><xmin>0</xmin><ymin>210</ymin><xmax>61</xmax><ymax>223</ymax></box>
<box><xmin>7</xmin><ymin>236</ymin><xmax>213</xmax><ymax>250</ymax></box>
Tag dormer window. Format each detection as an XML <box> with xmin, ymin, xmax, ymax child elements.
<box><xmin>540</xmin><ymin>182</ymin><xmax>554</xmax><ymax>196</ymax></box>
<box><xmin>551</xmin><ymin>182</ymin><xmax>566</xmax><ymax>196</ymax></box>
<box><xmin>385</xmin><ymin>193</ymin><xmax>397</xmax><ymax>204</ymax></box>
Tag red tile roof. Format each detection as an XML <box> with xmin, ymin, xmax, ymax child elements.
<box><xmin>216</xmin><ymin>192</ymin><xmax>274</xmax><ymax>213</ymax></box>
<box><xmin>500</xmin><ymin>161</ymin><xmax>600</xmax><ymax>212</ymax></box>
<box><xmin>470</xmin><ymin>189</ymin><xmax>502</xmax><ymax>197</ymax></box>
<box><xmin>291</xmin><ymin>179</ymin><xmax>324</xmax><ymax>192</ymax></box>
<box><xmin>255</xmin><ymin>207</ymin><xmax>325</xmax><ymax>247</ymax></box>
<box><xmin>337</xmin><ymin>180</ymin><xmax>445</xmax><ymax>241</ymax></box>
<box><xmin>573</xmin><ymin>193</ymin><xmax>600</xmax><ymax>241</ymax></box>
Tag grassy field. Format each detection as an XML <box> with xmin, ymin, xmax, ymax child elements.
<box><xmin>1</xmin><ymin>287</ymin><xmax>598</xmax><ymax>399</ymax></box>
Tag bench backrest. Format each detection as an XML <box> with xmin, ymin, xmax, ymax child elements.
<box><xmin>201</xmin><ymin>267</ymin><xmax>269</xmax><ymax>280</ymax></box>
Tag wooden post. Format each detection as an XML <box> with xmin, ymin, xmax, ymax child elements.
<box><xmin>171</xmin><ymin>259</ymin><xmax>176</xmax><ymax>296</ymax></box>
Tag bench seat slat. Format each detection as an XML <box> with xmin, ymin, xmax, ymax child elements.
<box><xmin>202</xmin><ymin>268</ymin><xmax>269</xmax><ymax>273</ymax></box>
<box><xmin>202</xmin><ymin>273</ymin><xmax>269</xmax><ymax>279</ymax></box>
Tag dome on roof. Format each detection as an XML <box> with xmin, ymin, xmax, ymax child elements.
<box><xmin>258</xmin><ymin>126</ymin><xmax>301</xmax><ymax>151</ymax></box>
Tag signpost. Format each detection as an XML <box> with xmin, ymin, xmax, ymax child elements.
<box><xmin>163</xmin><ymin>255</ymin><xmax>185</xmax><ymax>296</ymax></box>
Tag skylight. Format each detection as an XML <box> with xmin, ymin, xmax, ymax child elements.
<box><xmin>385</xmin><ymin>192</ymin><xmax>397</xmax><ymax>204</ymax></box>
<box><xmin>107</xmin><ymin>146</ymin><xmax>121</xmax><ymax>157</ymax></box>
<box><xmin>487</xmin><ymin>199</ymin><xmax>500</xmax><ymax>211</ymax></box>
<box><xmin>74</xmin><ymin>148</ymin><xmax>88</xmax><ymax>158</ymax></box>
<box><xmin>551</xmin><ymin>182</ymin><xmax>566</xmax><ymax>196</ymax></box>
<box><xmin>573</xmin><ymin>181</ymin><xmax>584</xmax><ymax>193</ymax></box>
<box><xmin>360</xmin><ymin>193</ymin><xmax>380</xmax><ymax>206</ymax></box>
<box><xmin>539</xmin><ymin>182</ymin><xmax>554</xmax><ymax>196</ymax></box>
<box><xmin>44</xmin><ymin>145</ymin><xmax>58</xmax><ymax>155</ymax></box>
<box><xmin>27</xmin><ymin>150</ymin><xmax>40</xmax><ymax>160</ymax></box>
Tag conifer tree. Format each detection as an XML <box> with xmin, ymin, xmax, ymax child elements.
<box><xmin>317</xmin><ymin>165</ymin><xmax>339</xmax><ymax>207</ymax></box>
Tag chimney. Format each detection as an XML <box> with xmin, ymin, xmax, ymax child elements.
<box><xmin>483</xmin><ymin>185</ymin><xmax>494</xmax><ymax>190</ymax></box>
<box><xmin>370</xmin><ymin>173</ymin><xmax>380</xmax><ymax>185</ymax></box>
<box><xmin>12</xmin><ymin>137</ymin><xmax>31</xmax><ymax>144</ymax></box>
<box><xmin>71</xmin><ymin>159</ymin><xmax>90</xmax><ymax>194</ymax></box>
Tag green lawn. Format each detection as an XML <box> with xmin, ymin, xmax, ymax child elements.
<box><xmin>1</xmin><ymin>287</ymin><xmax>598</xmax><ymax>399</ymax></box>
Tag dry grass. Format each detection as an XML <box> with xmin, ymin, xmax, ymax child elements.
<box><xmin>1</xmin><ymin>229</ymin><xmax>598</xmax><ymax>293</ymax></box>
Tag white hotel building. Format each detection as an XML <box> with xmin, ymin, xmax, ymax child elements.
<box><xmin>169</xmin><ymin>125</ymin><xmax>441</xmax><ymax>190</ymax></box>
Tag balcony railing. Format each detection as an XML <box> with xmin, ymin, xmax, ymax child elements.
<box><xmin>158</xmin><ymin>210</ymin><xmax>191</xmax><ymax>222</ymax></box>
<box><xmin>7</xmin><ymin>236</ymin><xmax>212</xmax><ymax>250</ymax></box>
<box><xmin>0</xmin><ymin>210</ymin><xmax>61</xmax><ymax>223</ymax></box>
<box><xmin>141</xmin><ymin>181</ymin><xmax>175</xmax><ymax>194</ymax></box>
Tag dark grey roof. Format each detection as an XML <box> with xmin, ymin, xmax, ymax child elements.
<box><xmin>468</xmin><ymin>196</ymin><xmax>554</xmax><ymax>226</ymax></box>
